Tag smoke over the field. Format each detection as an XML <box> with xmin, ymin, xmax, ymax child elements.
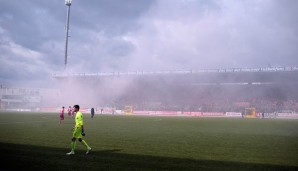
<box><xmin>55</xmin><ymin>75</ymin><xmax>135</xmax><ymax>108</ymax></box>
<box><xmin>0</xmin><ymin>0</ymin><xmax>297</xmax><ymax>110</ymax></box>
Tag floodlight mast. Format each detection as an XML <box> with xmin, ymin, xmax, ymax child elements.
<box><xmin>64</xmin><ymin>0</ymin><xmax>72</xmax><ymax>69</ymax></box>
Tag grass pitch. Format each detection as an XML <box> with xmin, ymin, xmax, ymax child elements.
<box><xmin>0</xmin><ymin>112</ymin><xmax>297</xmax><ymax>171</ymax></box>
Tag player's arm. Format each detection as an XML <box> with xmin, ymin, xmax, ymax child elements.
<box><xmin>81</xmin><ymin>125</ymin><xmax>85</xmax><ymax>136</ymax></box>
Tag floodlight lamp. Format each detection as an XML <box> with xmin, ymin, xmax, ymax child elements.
<box><xmin>65</xmin><ymin>0</ymin><xmax>72</xmax><ymax>6</ymax></box>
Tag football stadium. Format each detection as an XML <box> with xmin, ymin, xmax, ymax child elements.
<box><xmin>0</xmin><ymin>66</ymin><xmax>298</xmax><ymax>170</ymax></box>
<box><xmin>1</xmin><ymin>0</ymin><xmax>298</xmax><ymax>170</ymax></box>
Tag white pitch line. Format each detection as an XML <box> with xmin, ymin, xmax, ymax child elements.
<box><xmin>0</xmin><ymin>121</ymin><xmax>47</xmax><ymax>125</ymax></box>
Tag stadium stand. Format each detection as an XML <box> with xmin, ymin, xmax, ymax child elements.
<box><xmin>52</xmin><ymin>66</ymin><xmax>298</xmax><ymax>114</ymax></box>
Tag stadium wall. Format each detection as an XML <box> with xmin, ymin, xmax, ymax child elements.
<box><xmin>12</xmin><ymin>107</ymin><xmax>297</xmax><ymax>119</ymax></box>
<box><xmin>130</xmin><ymin>111</ymin><xmax>298</xmax><ymax>119</ymax></box>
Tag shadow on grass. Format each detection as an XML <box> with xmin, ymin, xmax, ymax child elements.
<box><xmin>0</xmin><ymin>142</ymin><xmax>296</xmax><ymax>171</ymax></box>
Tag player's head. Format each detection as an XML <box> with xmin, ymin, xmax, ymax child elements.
<box><xmin>62</xmin><ymin>106</ymin><xmax>64</xmax><ymax>108</ymax></box>
<box><xmin>73</xmin><ymin>105</ymin><xmax>80</xmax><ymax>112</ymax></box>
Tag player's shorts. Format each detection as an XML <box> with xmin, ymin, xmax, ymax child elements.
<box><xmin>73</xmin><ymin>127</ymin><xmax>83</xmax><ymax>139</ymax></box>
<box><xmin>60</xmin><ymin>114</ymin><xmax>64</xmax><ymax>120</ymax></box>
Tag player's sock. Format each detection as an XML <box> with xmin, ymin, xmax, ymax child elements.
<box><xmin>71</xmin><ymin>141</ymin><xmax>76</xmax><ymax>151</ymax></box>
<box><xmin>81</xmin><ymin>140</ymin><xmax>90</xmax><ymax>149</ymax></box>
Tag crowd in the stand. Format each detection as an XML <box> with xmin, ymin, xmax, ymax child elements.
<box><xmin>111</xmin><ymin>83</ymin><xmax>298</xmax><ymax>113</ymax></box>
<box><xmin>114</xmin><ymin>98</ymin><xmax>298</xmax><ymax>113</ymax></box>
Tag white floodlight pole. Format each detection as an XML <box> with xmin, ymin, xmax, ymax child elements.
<box><xmin>64</xmin><ymin>0</ymin><xmax>72</xmax><ymax>69</ymax></box>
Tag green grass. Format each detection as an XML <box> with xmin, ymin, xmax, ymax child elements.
<box><xmin>0</xmin><ymin>112</ymin><xmax>297</xmax><ymax>170</ymax></box>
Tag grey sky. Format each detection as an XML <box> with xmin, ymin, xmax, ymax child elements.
<box><xmin>0</xmin><ymin>0</ymin><xmax>297</xmax><ymax>87</ymax></box>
